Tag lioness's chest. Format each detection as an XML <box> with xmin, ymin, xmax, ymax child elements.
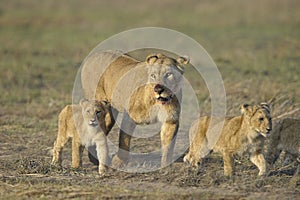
<box><xmin>132</xmin><ymin>104</ymin><xmax>169</xmax><ymax>125</ymax></box>
<box><xmin>150</xmin><ymin>104</ymin><xmax>169</xmax><ymax>123</ymax></box>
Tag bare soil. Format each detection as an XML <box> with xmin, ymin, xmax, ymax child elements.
<box><xmin>0</xmin><ymin>117</ymin><xmax>299</xmax><ymax>199</ymax></box>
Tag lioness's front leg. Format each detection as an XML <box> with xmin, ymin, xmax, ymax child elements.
<box><xmin>160</xmin><ymin>121</ymin><xmax>179</xmax><ymax>167</ymax></box>
<box><xmin>250</xmin><ymin>152</ymin><xmax>267</xmax><ymax>176</ymax></box>
<box><xmin>112</xmin><ymin>111</ymin><xmax>136</xmax><ymax>168</ymax></box>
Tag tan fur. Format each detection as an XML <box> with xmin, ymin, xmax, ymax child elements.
<box><xmin>184</xmin><ymin>103</ymin><xmax>272</xmax><ymax>176</ymax></box>
<box><xmin>266</xmin><ymin>118</ymin><xmax>300</xmax><ymax>165</ymax></box>
<box><xmin>51</xmin><ymin>99</ymin><xmax>114</xmax><ymax>175</ymax></box>
<box><xmin>81</xmin><ymin>51</ymin><xmax>189</xmax><ymax>167</ymax></box>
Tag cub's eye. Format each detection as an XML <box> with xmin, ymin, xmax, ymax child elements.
<box><xmin>86</xmin><ymin>110</ymin><xmax>91</xmax><ymax>114</ymax></box>
<box><xmin>259</xmin><ymin>117</ymin><xmax>264</xmax><ymax>121</ymax></box>
<box><xmin>150</xmin><ymin>74</ymin><xmax>156</xmax><ymax>80</ymax></box>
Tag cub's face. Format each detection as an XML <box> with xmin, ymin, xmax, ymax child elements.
<box><xmin>251</xmin><ymin>108</ymin><xmax>272</xmax><ymax>137</ymax></box>
<box><xmin>241</xmin><ymin>103</ymin><xmax>272</xmax><ymax>137</ymax></box>
<box><xmin>80</xmin><ymin>99</ymin><xmax>109</xmax><ymax>128</ymax></box>
<box><xmin>146</xmin><ymin>53</ymin><xmax>189</xmax><ymax>104</ymax></box>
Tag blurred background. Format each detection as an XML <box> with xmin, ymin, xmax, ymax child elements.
<box><xmin>0</xmin><ymin>0</ymin><xmax>299</xmax><ymax>118</ymax></box>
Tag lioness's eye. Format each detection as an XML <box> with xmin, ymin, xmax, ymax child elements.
<box><xmin>96</xmin><ymin>111</ymin><xmax>101</xmax><ymax>115</ymax></box>
<box><xmin>151</xmin><ymin>74</ymin><xmax>156</xmax><ymax>80</ymax></box>
<box><xmin>166</xmin><ymin>72</ymin><xmax>173</xmax><ymax>78</ymax></box>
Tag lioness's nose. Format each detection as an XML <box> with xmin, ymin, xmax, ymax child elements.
<box><xmin>154</xmin><ymin>84</ymin><xmax>164</xmax><ymax>94</ymax></box>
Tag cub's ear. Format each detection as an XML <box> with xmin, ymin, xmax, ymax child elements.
<box><xmin>79</xmin><ymin>98</ymin><xmax>89</xmax><ymax>107</ymax></box>
<box><xmin>177</xmin><ymin>56</ymin><xmax>190</xmax><ymax>65</ymax></box>
<box><xmin>260</xmin><ymin>102</ymin><xmax>270</xmax><ymax>113</ymax></box>
<box><xmin>240</xmin><ymin>103</ymin><xmax>250</xmax><ymax>114</ymax></box>
<box><xmin>146</xmin><ymin>53</ymin><xmax>163</xmax><ymax>64</ymax></box>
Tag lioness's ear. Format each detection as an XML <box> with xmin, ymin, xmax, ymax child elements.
<box><xmin>240</xmin><ymin>103</ymin><xmax>250</xmax><ymax>114</ymax></box>
<box><xmin>146</xmin><ymin>53</ymin><xmax>163</xmax><ymax>64</ymax></box>
<box><xmin>177</xmin><ymin>56</ymin><xmax>190</xmax><ymax>65</ymax></box>
<box><xmin>79</xmin><ymin>98</ymin><xmax>89</xmax><ymax>107</ymax></box>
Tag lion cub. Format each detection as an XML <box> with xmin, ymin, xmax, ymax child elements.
<box><xmin>266</xmin><ymin>118</ymin><xmax>300</xmax><ymax>165</ymax></box>
<box><xmin>51</xmin><ymin>99</ymin><xmax>114</xmax><ymax>175</ymax></box>
<box><xmin>184</xmin><ymin>103</ymin><xmax>272</xmax><ymax>176</ymax></box>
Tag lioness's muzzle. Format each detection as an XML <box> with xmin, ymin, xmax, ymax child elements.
<box><xmin>154</xmin><ymin>84</ymin><xmax>164</xmax><ymax>94</ymax></box>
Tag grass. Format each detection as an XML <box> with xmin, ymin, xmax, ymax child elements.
<box><xmin>0</xmin><ymin>0</ymin><xmax>299</xmax><ymax>199</ymax></box>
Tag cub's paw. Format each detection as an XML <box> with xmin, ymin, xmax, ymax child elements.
<box><xmin>183</xmin><ymin>154</ymin><xmax>190</xmax><ymax>164</ymax></box>
<box><xmin>50</xmin><ymin>160</ymin><xmax>61</xmax><ymax>167</ymax></box>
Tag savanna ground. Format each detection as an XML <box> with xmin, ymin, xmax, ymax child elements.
<box><xmin>0</xmin><ymin>0</ymin><xmax>300</xmax><ymax>199</ymax></box>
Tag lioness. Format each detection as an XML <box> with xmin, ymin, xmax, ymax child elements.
<box><xmin>184</xmin><ymin>103</ymin><xmax>272</xmax><ymax>176</ymax></box>
<box><xmin>266</xmin><ymin>118</ymin><xmax>300</xmax><ymax>165</ymax></box>
<box><xmin>81</xmin><ymin>51</ymin><xmax>189</xmax><ymax>167</ymax></box>
<box><xmin>51</xmin><ymin>99</ymin><xmax>114</xmax><ymax>174</ymax></box>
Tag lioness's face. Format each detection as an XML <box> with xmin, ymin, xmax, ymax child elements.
<box><xmin>242</xmin><ymin>103</ymin><xmax>272</xmax><ymax>137</ymax></box>
<box><xmin>80</xmin><ymin>99</ymin><xmax>107</xmax><ymax>127</ymax></box>
<box><xmin>146</xmin><ymin>53</ymin><xmax>189</xmax><ymax>104</ymax></box>
<box><xmin>149</xmin><ymin>65</ymin><xmax>183</xmax><ymax>102</ymax></box>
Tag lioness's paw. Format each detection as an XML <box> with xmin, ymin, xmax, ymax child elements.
<box><xmin>112</xmin><ymin>155</ymin><xmax>127</xmax><ymax>169</ymax></box>
<box><xmin>98</xmin><ymin>170</ymin><xmax>106</xmax><ymax>176</ymax></box>
<box><xmin>99</xmin><ymin>165</ymin><xmax>108</xmax><ymax>175</ymax></box>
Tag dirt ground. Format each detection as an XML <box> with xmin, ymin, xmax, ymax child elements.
<box><xmin>0</xmin><ymin>119</ymin><xmax>299</xmax><ymax>199</ymax></box>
